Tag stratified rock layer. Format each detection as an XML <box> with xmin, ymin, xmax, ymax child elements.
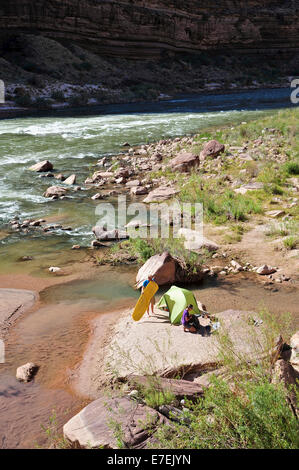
<box><xmin>0</xmin><ymin>1</ymin><xmax>298</xmax><ymax>59</ymax></box>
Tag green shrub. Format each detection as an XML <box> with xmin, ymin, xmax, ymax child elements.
<box><xmin>33</xmin><ymin>97</ymin><xmax>51</xmax><ymax>109</ymax></box>
<box><xmin>283</xmin><ymin>236</ymin><xmax>298</xmax><ymax>250</ymax></box>
<box><xmin>69</xmin><ymin>94</ymin><xmax>88</xmax><ymax>107</ymax></box>
<box><xmin>152</xmin><ymin>376</ymin><xmax>299</xmax><ymax>449</ymax></box>
<box><xmin>51</xmin><ymin>90</ymin><xmax>65</xmax><ymax>101</ymax></box>
<box><xmin>284</xmin><ymin>161</ymin><xmax>299</xmax><ymax>176</ymax></box>
<box><xmin>15</xmin><ymin>94</ymin><xmax>32</xmax><ymax>107</ymax></box>
<box><xmin>128</xmin><ymin>238</ymin><xmax>155</xmax><ymax>263</ymax></box>
<box><xmin>150</xmin><ymin>310</ymin><xmax>298</xmax><ymax>449</ymax></box>
<box><xmin>144</xmin><ymin>388</ymin><xmax>175</xmax><ymax>409</ymax></box>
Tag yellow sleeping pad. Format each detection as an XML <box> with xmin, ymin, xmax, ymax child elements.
<box><xmin>132</xmin><ymin>281</ymin><xmax>159</xmax><ymax>322</ymax></box>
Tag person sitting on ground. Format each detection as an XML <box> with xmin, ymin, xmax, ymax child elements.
<box><xmin>181</xmin><ymin>304</ymin><xmax>197</xmax><ymax>333</ymax></box>
<box><xmin>141</xmin><ymin>274</ymin><xmax>157</xmax><ymax>316</ymax></box>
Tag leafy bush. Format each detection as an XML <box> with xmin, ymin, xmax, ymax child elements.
<box><xmin>284</xmin><ymin>161</ymin><xmax>299</xmax><ymax>176</ymax></box>
<box><xmin>69</xmin><ymin>94</ymin><xmax>88</xmax><ymax>107</ymax></box>
<box><xmin>128</xmin><ymin>238</ymin><xmax>155</xmax><ymax>263</ymax></box>
<box><xmin>143</xmin><ymin>387</ymin><xmax>175</xmax><ymax>409</ymax></box>
<box><xmin>51</xmin><ymin>90</ymin><xmax>66</xmax><ymax>101</ymax></box>
<box><xmin>283</xmin><ymin>236</ymin><xmax>298</xmax><ymax>250</ymax></box>
<box><xmin>152</xmin><ymin>376</ymin><xmax>299</xmax><ymax>449</ymax></box>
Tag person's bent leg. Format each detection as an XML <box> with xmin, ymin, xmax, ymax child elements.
<box><xmin>151</xmin><ymin>296</ymin><xmax>155</xmax><ymax>314</ymax></box>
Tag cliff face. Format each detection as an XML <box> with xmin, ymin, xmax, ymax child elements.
<box><xmin>0</xmin><ymin>0</ymin><xmax>298</xmax><ymax>59</ymax></box>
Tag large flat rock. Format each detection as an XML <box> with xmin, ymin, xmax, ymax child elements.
<box><xmin>63</xmin><ymin>396</ymin><xmax>168</xmax><ymax>449</ymax></box>
<box><xmin>104</xmin><ymin>309</ymin><xmax>282</xmax><ymax>380</ymax></box>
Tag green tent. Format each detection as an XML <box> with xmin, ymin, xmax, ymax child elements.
<box><xmin>157</xmin><ymin>286</ymin><xmax>201</xmax><ymax>325</ymax></box>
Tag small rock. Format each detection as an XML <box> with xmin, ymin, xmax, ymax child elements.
<box><xmin>266</xmin><ymin>210</ymin><xmax>286</xmax><ymax>219</ymax></box>
<box><xmin>55</xmin><ymin>173</ymin><xmax>66</xmax><ymax>181</ymax></box>
<box><xmin>230</xmin><ymin>260</ymin><xmax>243</xmax><ymax>271</ymax></box>
<box><xmin>256</xmin><ymin>264</ymin><xmax>277</xmax><ymax>275</ymax></box>
<box><xmin>200</xmin><ymin>140</ymin><xmax>225</xmax><ymax>161</ymax></box>
<box><xmin>43</xmin><ymin>186</ymin><xmax>67</xmax><ymax>198</ymax></box>
<box><xmin>29</xmin><ymin>160</ymin><xmax>53</xmax><ymax>172</ymax></box>
<box><xmin>64</xmin><ymin>174</ymin><xmax>76</xmax><ymax>185</ymax></box>
<box><xmin>168</xmin><ymin>152</ymin><xmax>200</xmax><ymax>172</ymax></box>
<box><xmin>143</xmin><ymin>187</ymin><xmax>179</xmax><ymax>203</ymax></box>
<box><xmin>126</xmin><ymin>180</ymin><xmax>141</xmax><ymax>187</ymax></box>
<box><xmin>16</xmin><ymin>362</ymin><xmax>38</xmax><ymax>382</ymax></box>
<box><xmin>19</xmin><ymin>256</ymin><xmax>33</xmax><ymax>261</ymax></box>
<box><xmin>49</xmin><ymin>266</ymin><xmax>61</xmax><ymax>273</ymax></box>
<box><xmin>91</xmin><ymin>193</ymin><xmax>107</xmax><ymax>200</ymax></box>
<box><xmin>130</xmin><ymin>186</ymin><xmax>148</xmax><ymax>195</ymax></box>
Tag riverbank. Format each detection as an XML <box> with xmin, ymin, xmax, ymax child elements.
<box><xmin>0</xmin><ymin>84</ymin><xmax>291</xmax><ymax>121</ymax></box>
<box><xmin>1</xmin><ymin>30</ymin><xmax>293</xmax><ymax>120</ymax></box>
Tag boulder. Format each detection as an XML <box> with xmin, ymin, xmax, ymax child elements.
<box><xmin>63</xmin><ymin>396</ymin><xmax>168</xmax><ymax>449</ymax></box>
<box><xmin>234</xmin><ymin>182</ymin><xmax>264</xmax><ymax>194</ymax></box>
<box><xmin>143</xmin><ymin>187</ymin><xmax>179</xmax><ymax>203</ymax></box>
<box><xmin>136</xmin><ymin>251</ymin><xmax>177</xmax><ymax>288</ymax></box>
<box><xmin>200</xmin><ymin>140</ymin><xmax>225</xmax><ymax>160</ymax></box>
<box><xmin>272</xmin><ymin>359</ymin><xmax>299</xmax><ymax>415</ymax></box>
<box><xmin>266</xmin><ymin>210</ymin><xmax>286</xmax><ymax>218</ymax></box>
<box><xmin>126</xmin><ymin>180</ymin><xmax>141</xmax><ymax>187</ymax></box>
<box><xmin>290</xmin><ymin>331</ymin><xmax>299</xmax><ymax>372</ymax></box>
<box><xmin>115</xmin><ymin>168</ymin><xmax>130</xmax><ymax>179</ymax></box>
<box><xmin>105</xmin><ymin>310</ymin><xmax>283</xmax><ymax>381</ymax></box>
<box><xmin>91</xmin><ymin>171</ymin><xmax>113</xmax><ymax>183</ymax></box>
<box><xmin>168</xmin><ymin>152</ymin><xmax>199</xmax><ymax>172</ymax></box>
<box><xmin>43</xmin><ymin>186</ymin><xmax>67</xmax><ymax>198</ymax></box>
<box><xmin>29</xmin><ymin>160</ymin><xmax>53</xmax><ymax>172</ymax></box>
<box><xmin>92</xmin><ymin>226</ymin><xmax>128</xmax><ymax>241</ymax></box>
<box><xmin>64</xmin><ymin>174</ymin><xmax>76</xmax><ymax>185</ymax></box>
<box><xmin>130</xmin><ymin>186</ymin><xmax>148</xmax><ymax>196</ymax></box>
<box><xmin>16</xmin><ymin>362</ymin><xmax>38</xmax><ymax>382</ymax></box>
<box><xmin>272</xmin><ymin>359</ymin><xmax>299</xmax><ymax>387</ymax></box>
<box><xmin>178</xmin><ymin>228</ymin><xmax>219</xmax><ymax>252</ymax></box>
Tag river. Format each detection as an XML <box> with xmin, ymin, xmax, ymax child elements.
<box><xmin>0</xmin><ymin>87</ymin><xmax>294</xmax><ymax>270</ymax></box>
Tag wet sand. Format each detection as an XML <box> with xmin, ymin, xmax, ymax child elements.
<box><xmin>0</xmin><ymin>288</ymin><xmax>37</xmax><ymax>338</ymax></box>
<box><xmin>0</xmin><ymin>265</ymin><xmax>137</xmax><ymax>448</ymax></box>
